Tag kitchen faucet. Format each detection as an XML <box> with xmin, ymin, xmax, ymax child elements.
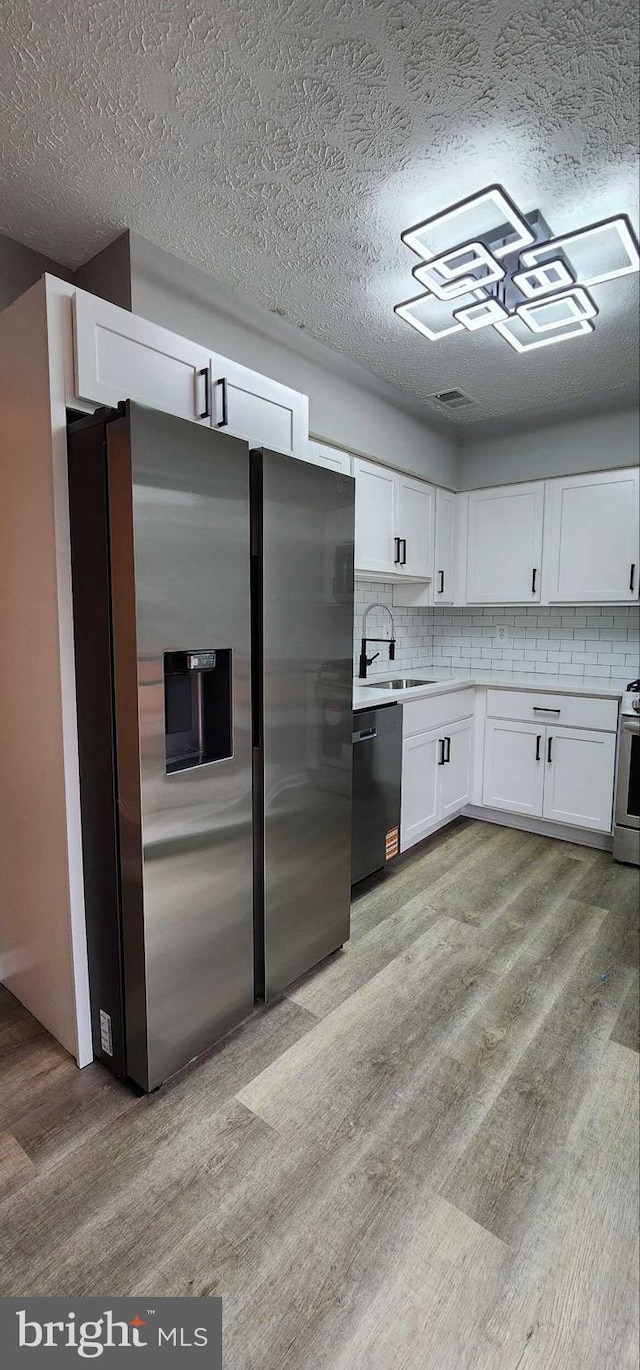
<box><xmin>359</xmin><ymin>602</ymin><xmax>396</xmax><ymax>679</ymax></box>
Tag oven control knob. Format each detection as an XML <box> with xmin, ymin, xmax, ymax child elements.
<box><xmin>632</xmin><ymin>696</ymin><xmax>640</xmax><ymax>714</ymax></box>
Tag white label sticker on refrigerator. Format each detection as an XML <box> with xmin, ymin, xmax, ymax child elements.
<box><xmin>99</xmin><ymin>1010</ymin><xmax>113</xmax><ymax>1056</ymax></box>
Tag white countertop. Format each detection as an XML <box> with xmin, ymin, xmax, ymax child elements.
<box><xmin>353</xmin><ymin>667</ymin><xmax>630</xmax><ymax>711</ymax></box>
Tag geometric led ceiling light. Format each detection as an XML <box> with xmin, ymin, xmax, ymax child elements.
<box><xmin>452</xmin><ymin>297</ymin><xmax>511</xmax><ymax>330</ymax></box>
<box><xmin>394</xmin><ymin>286</ymin><xmax>489</xmax><ymax>341</ymax></box>
<box><xmin>395</xmin><ymin>186</ymin><xmax>640</xmax><ymax>353</ymax></box>
<box><xmin>412</xmin><ymin>242</ymin><xmax>506</xmax><ymax>300</ymax></box>
<box><xmin>401</xmin><ymin>185</ymin><xmax>536</xmax><ymax>261</ymax></box>
<box><xmin>515</xmin><ymin>286</ymin><xmax>598</xmax><ymax>334</ymax></box>
<box><xmin>493</xmin><ymin>314</ymin><xmax>596</xmax><ymax>353</ymax></box>
<box><xmin>511</xmin><ymin>259</ymin><xmax>575</xmax><ymax>298</ymax></box>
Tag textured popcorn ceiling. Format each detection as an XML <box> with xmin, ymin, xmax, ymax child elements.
<box><xmin>1</xmin><ymin>0</ymin><xmax>638</xmax><ymax>426</ymax></box>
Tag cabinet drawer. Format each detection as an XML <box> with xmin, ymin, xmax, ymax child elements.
<box><xmin>485</xmin><ymin>689</ymin><xmax>618</xmax><ymax>733</ymax></box>
<box><xmin>403</xmin><ymin>688</ymin><xmax>475</xmax><ymax>737</ymax></box>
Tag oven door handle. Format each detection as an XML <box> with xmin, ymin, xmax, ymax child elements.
<box><xmin>621</xmin><ymin>718</ymin><xmax>640</xmax><ymax>736</ymax></box>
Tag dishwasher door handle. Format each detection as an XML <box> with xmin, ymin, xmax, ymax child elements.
<box><xmin>353</xmin><ymin>727</ymin><xmax>378</xmax><ymax>743</ymax></box>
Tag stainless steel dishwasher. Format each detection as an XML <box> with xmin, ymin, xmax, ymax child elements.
<box><xmin>351</xmin><ymin>702</ymin><xmax>402</xmax><ymax>886</ymax></box>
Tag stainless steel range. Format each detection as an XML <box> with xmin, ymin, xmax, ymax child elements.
<box><xmin>613</xmin><ymin>679</ymin><xmax>640</xmax><ymax>866</ymax></box>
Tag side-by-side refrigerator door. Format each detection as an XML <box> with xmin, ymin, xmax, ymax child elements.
<box><xmin>108</xmin><ymin>403</ymin><xmax>254</xmax><ymax>1090</ymax></box>
<box><xmin>256</xmin><ymin>448</ymin><xmax>354</xmax><ymax>997</ymax></box>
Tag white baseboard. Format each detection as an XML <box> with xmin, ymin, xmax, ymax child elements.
<box><xmin>462</xmin><ymin>805</ymin><xmax>613</xmax><ymax>851</ymax></box>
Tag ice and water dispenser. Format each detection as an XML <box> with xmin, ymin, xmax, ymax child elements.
<box><xmin>164</xmin><ymin>650</ymin><xmax>233</xmax><ymax>773</ymax></box>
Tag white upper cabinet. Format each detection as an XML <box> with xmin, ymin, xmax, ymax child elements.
<box><xmin>433</xmin><ymin>488</ymin><xmax>455</xmax><ymax>603</ymax></box>
<box><xmin>353</xmin><ymin>458</ymin><xmax>399</xmax><ymax>576</ymax></box>
<box><xmin>307</xmin><ymin>440</ymin><xmax>352</xmax><ymax>475</ymax></box>
<box><xmin>543</xmin><ymin>469</ymin><xmax>640</xmax><ymax>603</ymax></box>
<box><xmin>465</xmin><ymin>483</ymin><xmax>544</xmax><ymax>604</ymax></box>
<box><xmin>74</xmin><ymin>288</ymin><xmax>211</xmax><ymax>424</ymax></box>
<box><xmin>73</xmin><ymin>289</ymin><xmax>309</xmax><ymax>456</ymax></box>
<box><xmin>207</xmin><ymin>350</ymin><xmax>308</xmax><ymax>458</ymax></box>
<box><xmin>396</xmin><ymin>474</ymin><xmax>434</xmax><ymax>579</ymax></box>
<box><xmin>353</xmin><ymin>458</ymin><xmax>433</xmax><ymax>579</ymax></box>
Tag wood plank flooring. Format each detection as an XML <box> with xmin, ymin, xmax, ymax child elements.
<box><xmin>0</xmin><ymin>817</ymin><xmax>638</xmax><ymax>1368</ymax></box>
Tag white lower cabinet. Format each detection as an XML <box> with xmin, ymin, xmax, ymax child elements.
<box><xmin>401</xmin><ymin>713</ymin><xmax>473</xmax><ymax>850</ymax></box>
<box><xmin>541</xmin><ymin>727</ymin><xmax>616</xmax><ymax>832</ymax></box>
<box><xmin>483</xmin><ymin>719</ymin><xmax>545</xmax><ymax>817</ymax></box>
<box><xmin>401</xmin><ymin>728</ymin><xmax>441</xmax><ymax>848</ymax></box>
<box><xmin>483</xmin><ymin>717</ymin><xmax>616</xmax><ymax>833</ymax></box>
<box><xmin>440</xmin><ymin>718</ymin><xmax>473</xmax><ymax>818</ymax></box>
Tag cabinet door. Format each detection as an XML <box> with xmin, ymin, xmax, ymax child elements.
<box><xmin>466</xmin><ymin>483</ymin><xmax>544</xmax><ymax>603</ymax></box>
<box><xmin>353</xmin><ymin>458</ymin><xmax>397</xmax><ymax>576</ymax></box>
<box><xmin>74</xmin><ymin>289</ymin><xmax>211</xmax><ymax>423</ymax></box>
<box><xmin>396</xmin><ymin>474</ymin><xmax>434</xmax><ymax>579</ymax></box>
<box><xmin>482</xmin><ymin>718</ymin><xmax>544</xmax><ymax>816</ymax></box>
<box><xmin>542</xmin><ymin>727</ymin><xmax>616</xmax><ymax>832</ymax></box>
<box><xmin>440</xmin><ymin>717</ymin><xmax>473</xmax><ymax>818</ymax></box>
<box><xmin>434</xmin><ymin>488</ymin><xmax>455</xmax><ymax>603</ymax></box>
<box><xmin>401</xmin><ymin>728</ymin><xmax>440</xmax><ymax>850</ymax></box>
<box><xmin>308</xmin><ymin>440</ymin><xmax>352</xmax><ymax>474</ymax></box>
<box><xmin>208</xmin><ymin>352</ymin><xmax>308</xmax><ymax>457</ymax></box>
<box><xmin>544</xmin><ymin>470</ymin><xmax>640</xmax><ymax>602</ymax></box>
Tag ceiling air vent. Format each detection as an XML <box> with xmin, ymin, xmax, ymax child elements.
<box><xmin>429</xmin><ymin>389</ymin><xmax>475</xmax><ymax>409</ymax></box>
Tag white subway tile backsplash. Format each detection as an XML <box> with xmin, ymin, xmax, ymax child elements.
<box><xmin>354</xmin><ymin>582</ymin><xmax>640</xmax><ymax>682</ymax></box>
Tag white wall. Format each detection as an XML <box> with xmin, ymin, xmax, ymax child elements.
<box><xmin>431</xmin><ymin>605</ymin><xmax>639</xmax><ymax>681</ymax></box>
<box><xmin>459</xmin><ymin>408</ymin><xmax>639</xmax><ymax>489</ymax></box>
<box><xmin>353</xmin><ymin>585</ymin><xmax>639</xmax><ymax>684</ymax></box>
<box><xmin>129</xmin><ymin>234</ymin><xmax>459</xmax><ymax>488</ymax></box>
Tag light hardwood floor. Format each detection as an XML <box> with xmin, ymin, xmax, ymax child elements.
<box><xmin>0</xmin><ymin>818</ymin><xmax>638</xmax><ymax>1368</ymax></box>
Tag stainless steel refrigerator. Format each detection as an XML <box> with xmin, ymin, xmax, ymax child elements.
<box><xmin>68</xmin><ymin>401</ymin><xmax>354</xmax><ymax>1090</ymax></box>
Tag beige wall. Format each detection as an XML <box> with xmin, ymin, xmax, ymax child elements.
<box><xmin>0</xmin><ymin>279</ymin><xmax>85</xmax><ymax>1058</ymax></box>
<box><xmin>0</xmin><ymin>231</ymin><xmax>73</xmax><ymax>312</ymax></box>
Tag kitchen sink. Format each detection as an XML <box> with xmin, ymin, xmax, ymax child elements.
<box><xmin>361</xmin><ymin>677</ymin><xmax>437</xmax><ymax>690</ymax></box>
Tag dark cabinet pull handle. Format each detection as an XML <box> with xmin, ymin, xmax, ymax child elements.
<box><xmin>631</xmin><ymin>563</ymin><xmax>636</xmax><ymax>593</ymax></box>
<box><xmin>531</xmin><ymin>568</ymin><xmax>537</xmax><ymax>594</ymax></box>
<box><xmin>401</xmin><ymin>539</ymin><xmax>407</xmax><ymax>566</ymax></box>
<box><xmin>394</xmin><ymin>537</ymin><xmax>401</xmax><ymax>565</ymax></box>
<box><xmin>438</xmin><ymin>738</ymin><xmax>445</xmax><ymax>765</ymax></box>
<box><xmin>547</xmin><ymin>736</ymin><xmax>553</xmax><ymax>763</ymax></box>
<box><xmin>535</xmin><ymin>734</ymin><xmax>541</xmax><ymax>761</ymax></box>
<box><xmin>215</xmin><ymin>377</ymin><xmax>229</xmax><ymax>428</ymax></box>
<box><xmin>438</xmin><ymin>570</ymin><xmax>444</xmax><ymax>594</ymax></box>
<box><xmin>445</xmin><ymin>735</ymin><xmax>451</xmax><ymax>763</ymax></box>
<box><xmin>197</xmin><ymin>367</ymin><xmax>210</xmax><ymax>420</ymax></box>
